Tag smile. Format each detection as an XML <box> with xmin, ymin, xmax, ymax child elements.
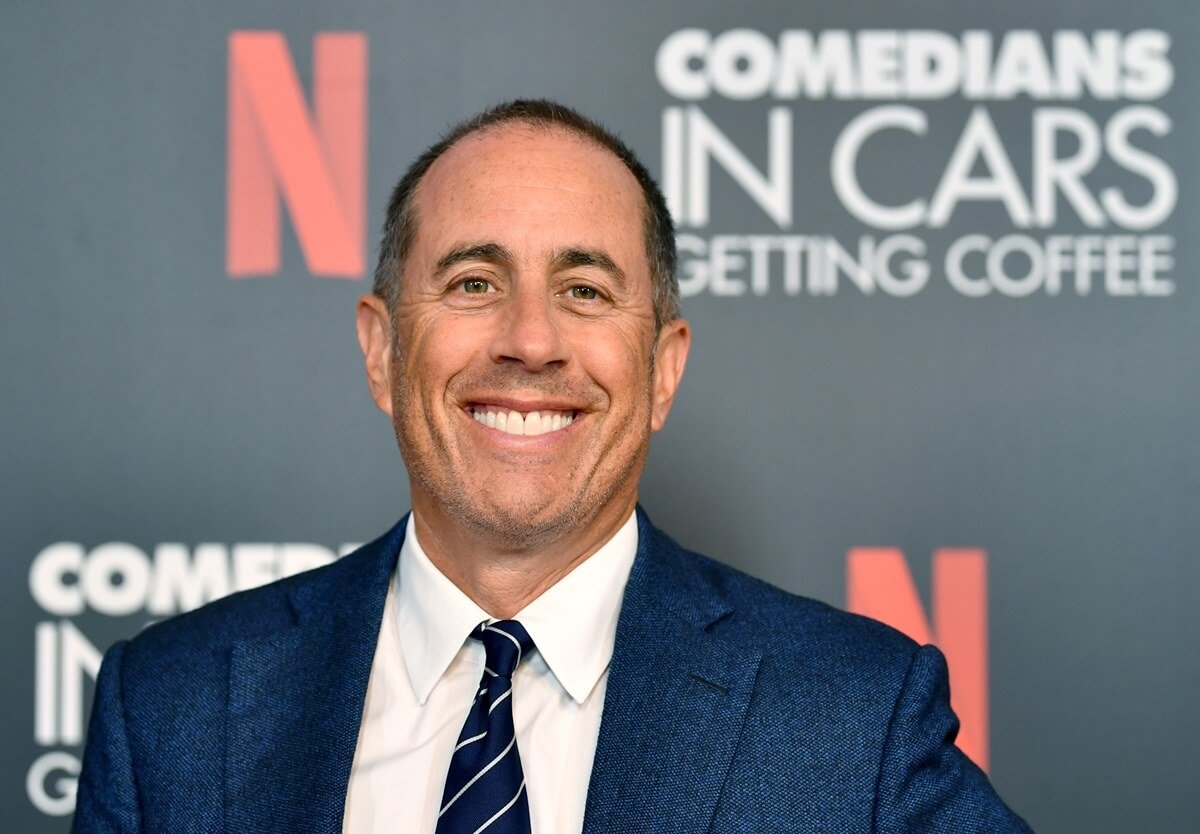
<box><xmin>470</xmin><ymin>406</ymin><xmax>577</xmax><ymax>437</ymax></box>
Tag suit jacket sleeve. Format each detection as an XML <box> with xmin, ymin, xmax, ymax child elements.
<box><xmin>873</xmin><ymin>644</ymin><xmax>1032</xmax><ymax>834</ymax></box>
<box><xmin>73</xmin><ymin>641</ymin><xmax>142</xmax><ymax>834</ymax></box>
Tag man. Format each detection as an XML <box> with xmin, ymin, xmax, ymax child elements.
<box><xmin>74</xmin><ymin>100</ymin><xmax>1032</xmax><ymax>833</ymax></box>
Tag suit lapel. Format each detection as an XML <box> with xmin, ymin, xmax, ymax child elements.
<box><xmin>583</xmin><ymin>511</ymin><xmax>762</xmax><ymax>834</ymax></box>
<box><xmin>225</xmin><ymin>521</ymin><xmax>405</xmax><ymax>834</ymax></box>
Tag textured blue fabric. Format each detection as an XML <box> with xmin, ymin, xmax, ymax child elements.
<box><xmin>73</xmin><ymin>509</ymin><xmax>1034</xmax><ymax>833</ymax></box>
<box><xmin>436</xmin><ymin>621</ymin><xmax>534</xmax><ymax>834</ymax></box>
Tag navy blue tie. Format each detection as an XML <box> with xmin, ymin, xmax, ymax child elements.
<box><xmin>436</xmin><ymin>620</ymin><xmax>535</xmax><ymax>834</ymax></box>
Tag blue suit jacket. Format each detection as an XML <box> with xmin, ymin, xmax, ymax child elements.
<box><xmin>74</xmin><ymin>510</ymin><xmax>1032</xmax><ymax>833</ymax></box>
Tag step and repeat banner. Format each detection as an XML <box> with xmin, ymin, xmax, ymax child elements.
<box><xmin>2</xmin><ymin>2</ymin><xmax>1196</xmax><ymax>832</ymax></box>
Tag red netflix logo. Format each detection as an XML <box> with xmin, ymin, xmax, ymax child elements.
<box><xmin>847</xmin><ymin>548</ymin><xmax>989</xmax><ymax>771</ymax></box>
<box><xmin>226</xmin><ymin>31</ymin><xmax>368</xmax><ymax>278</ymax></box>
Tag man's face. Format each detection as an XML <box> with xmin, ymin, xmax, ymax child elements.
<box><xmin>357</xmin><ymin>124</ymin><xmax>689</xmax><ymax>548</ymax></box>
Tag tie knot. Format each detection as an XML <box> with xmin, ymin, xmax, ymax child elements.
<box><xmin>472</xmin><ymin>620</ymin><xmax>535</xmax><ymax>678</ymax></box>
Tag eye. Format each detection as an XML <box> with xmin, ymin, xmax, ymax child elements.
<box><xmin>460</xmin><ymin>278</ymin><xmax>492</xmax><ymax>294</ymax></box>
<box><xmin>569</xmin><ymin>285</ymin><xmax>599</xmax><ymax>300</ymax></box>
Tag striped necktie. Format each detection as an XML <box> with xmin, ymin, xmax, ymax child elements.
<box><xmin>436</xmin><ymin>620</ymin><xmax>535</xmax><ymax>834</ymax></box>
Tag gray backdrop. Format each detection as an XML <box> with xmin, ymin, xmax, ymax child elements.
<box><xmin>3</xmin><ymin>2</ymin><xmax>1197</xmax><ymax>832</ymax></box>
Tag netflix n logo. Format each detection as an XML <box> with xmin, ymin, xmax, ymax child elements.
<box><xmin>226</xmin><ymin>31</ymin><xmax>368</xmax><ymax>278</ymax></box>
<box><xmin>848</xmin><ymin>548</ymin><xmax>990</xmax><ymax>771</ymax></box>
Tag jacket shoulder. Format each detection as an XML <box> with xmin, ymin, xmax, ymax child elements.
<box><xmin>120</xmin><ymin>524</ymin><xmax>400</xmax><ymax>671</ymax></box>
<box><xmin>640</xmin><ymin>525</ymin><xmax>1031</xmax><ymax>833</ymax></box>
<box><xmin>646</xmin><ymin>522</ymin><xmax>920</xmax><ymax>672</ymax></box>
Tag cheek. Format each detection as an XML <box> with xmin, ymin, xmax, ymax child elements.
<box><xmin>576</xmin><ymin>332</ymin><xmax>654</xmax><ymax>415</ymax></box>
<box><xmin>398</xmin><ymin>317</ymin><xmax>483</xmax><ymax>397</ymax></box>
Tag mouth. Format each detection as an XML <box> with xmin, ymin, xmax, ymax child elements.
<box><xmin>468</xmin><ymin>404</ymin><xmax>579</xmax><ymax>437</ymax></box>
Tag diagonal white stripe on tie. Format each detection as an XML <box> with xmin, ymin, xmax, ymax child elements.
<box><xmin>472</xmin><ymin>780</ymin><xmax>526</xmax><ymax>834</ymax></box>
<box><xmin>439</xmin><ymin>734</ymin><xmax>518</xmax><ymax>816</ymax></box>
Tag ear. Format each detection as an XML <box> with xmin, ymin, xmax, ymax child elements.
<box><xmin>355</xmin><ymin>294</ymin><xmax>395</xmax><ymax>416</ymax></box>
<box><xmin>649</xmin><ymin>318</ymin><xmax>691</xmax><ymax>432</ymax></box>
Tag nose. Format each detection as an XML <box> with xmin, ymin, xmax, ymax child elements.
<box><xmin>488</xmin><ymin>283</ymin><xmax>569</xmax><ymax>370</ymax></box>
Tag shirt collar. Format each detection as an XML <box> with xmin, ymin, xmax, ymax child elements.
<box><xmin>395</xmin><ymin>511</ymin><xmax>638</xmax><ymax>705</ymax></box>
<box><xmin>396</xmin><ymin>515</ymin><xmax>489</xmax><ymax>705</ymax></box>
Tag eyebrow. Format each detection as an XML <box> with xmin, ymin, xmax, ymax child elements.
<box><xmin>551</xmin><ymin>247</ymin><xmax>627</xmax><ymax>291</ymax></box>
<box><xmin>433</xmin><ymin>243</ymin><xmax>515</xmax><ymax>275</ymax></box>
<box><xmin>433</xmin><ymin>243</ymin><xmax>628</xmax><ymax>291</ymax></box>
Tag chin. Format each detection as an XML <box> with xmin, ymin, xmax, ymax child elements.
<box><xmin>413</xmin><ymin>469</ymin><xmax>583</xmax><ymax>549</ymax></box>
<box><xmin>469</xmin><ymin>499</ymin><xmax>585</xmax><ymax>550</ymax></box>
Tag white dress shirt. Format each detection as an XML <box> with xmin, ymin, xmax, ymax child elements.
<box><xmin>342</xmin><ymin>512</ymin><xmax>638</xmax><ymax>834</ymax></box>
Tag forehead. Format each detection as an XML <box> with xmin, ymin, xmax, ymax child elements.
<box><xmin>410</xmin><ymin>124</ymin><xmax>648</xmax><ymax>266</ymax></box>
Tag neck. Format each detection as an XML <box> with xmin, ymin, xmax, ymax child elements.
<box><xmin>410</xmin><ymin>496</ymin><xmax>637</xmax><ymax>619</ymax></box>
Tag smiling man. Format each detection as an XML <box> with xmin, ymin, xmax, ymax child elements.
<box><xmin>74</xmin><ymin>100</ymin><xmax>1031</xmax><ymax>834</ymax></box>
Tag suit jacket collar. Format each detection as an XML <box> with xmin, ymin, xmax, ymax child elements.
<box><xmin>225</xmin><ymin>518</ymin><xmax>405</xmax><ymax>834</ymax></box>
<box><xmin>583</xmin><ymin>510</ymin><xmax>762</xmax><ymax>834</ymax></box>
<box><xmin>222</xmin><ymin>509</ymin><xmax>760</xmax><ymax>834</ymax></box>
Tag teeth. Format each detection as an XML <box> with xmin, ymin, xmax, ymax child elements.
<box><xmin>471</xmin><ymin>407</ymin><xmax>576</xmax><ymax>437</ymax></box>
<box><xmin>524</xmin><ymin>411</ymin><xmax>539</xmax><ymax>436</ymax></box>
